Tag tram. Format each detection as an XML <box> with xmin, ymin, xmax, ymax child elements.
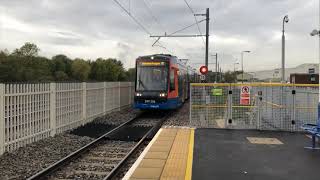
<box><xmin>134</xmin><ymin>54</ymin><xmax>198</xmax><ymax>110</ymax></box>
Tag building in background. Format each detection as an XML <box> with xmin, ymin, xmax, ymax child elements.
<box><xmin>290</xmin><ymin>73</ymin><xmax>319</xmax><ymax>84</ymax></box>
<box><xmin>236</xmin><ymin>73</ymin><xmax>254</xmax><ymax>82</ymax></box>
<box><xmin>253</xmin><ymin>63</ymin><xmax>319</xmax><ymax>81</ymax></box>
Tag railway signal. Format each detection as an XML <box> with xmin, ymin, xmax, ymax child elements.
<box><xmin>200</xmin><ymin>66</ymin><xmax>208</xmax><ymax>75</ymax></box>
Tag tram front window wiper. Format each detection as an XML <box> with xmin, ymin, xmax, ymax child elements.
<box><xmin>138</xmin><ymin>79</ymin><xmax>147</xmax><ymax>90</ymax></box>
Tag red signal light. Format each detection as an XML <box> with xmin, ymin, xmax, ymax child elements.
<box><xmin>199</xmin><ymin>66</ymin><xmax>208</xmax><ymax>75</ymax></box>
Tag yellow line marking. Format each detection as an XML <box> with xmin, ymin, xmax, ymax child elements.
<box><xmin>185</xmin><ymin>129</ymin><xmax>195</xmax><ymax>180</ymax></box>
<box><xmin>122</xmin><ymin>129</ymin><xmax>163</xmax><ymax>180</ymax></box>
<box><xmin>232</xmin><ymin>105</ymin><xmax>256</xmax><ymax>108</ymax></box>
<box><xmin>296</xmin><ymin>107</ymin><xmax>317</xmax><ymax>109</ymax></box>
<box><xmin>192</xmin><ymin>105</ymin><xmax>256</xmax><ymax>108</ymax></box>
<box><xmin>191</xmin><ymin>83</ymin><xmax>319</xmax><ymax>87</ymax></box>
<box><xmin>192</xmin><ymin>104</ymin><xmax>227</xmax><ymax>108</ymax></box>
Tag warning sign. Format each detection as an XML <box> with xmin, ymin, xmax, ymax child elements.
<box><xmin>240</xmin><ymin>86</ymin><xmax>250</xmax><ymax>105</ymax></box>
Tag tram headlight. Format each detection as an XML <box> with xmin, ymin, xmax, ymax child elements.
<box><xmin>135</xmin><ymin>92</ymin><xmax>142</xmax><ymax>97</ymax></box>
<box><xmin>159</xmin><ymin>93</ymin><xmax>167</xmax><ymax>97</ymax></box>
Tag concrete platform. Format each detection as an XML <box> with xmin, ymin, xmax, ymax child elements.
<box><xmin>193</xmin><ymin>129</ymin><xmax>320</xmax><ymax>180</ymax></box>
<box><xmin>123</xmin><ymin>127</ymin><xmax>194</xmax><ymax>180</ymax></box>
<box><xmin>124</xmin><ymin>128</ymin><xmax>320</xmax><ymax>180</ymax></box>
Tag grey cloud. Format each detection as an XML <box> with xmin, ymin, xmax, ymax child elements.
<box><xmin>0</xmin><ymin>0</ymin><xmax>318</xmax><ymax>70</ymax></box>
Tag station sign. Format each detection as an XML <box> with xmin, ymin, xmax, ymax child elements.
<box><xmin>240</xmin><ymin>86</ymin><xmax>251</xmax><ymax>105</ymax></box>
<box><xmin>199</xmin><ymin>66</ymin><xmax>208</xmax><ymax>75</ymax></box>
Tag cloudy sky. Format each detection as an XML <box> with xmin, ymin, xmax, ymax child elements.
<box><xmin>0</xmin><ymin>0</ymin><xmax>319</xmax><ymax>71</ymax></box>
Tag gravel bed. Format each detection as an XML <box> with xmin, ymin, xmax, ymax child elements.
<box><xmin>130</xmin><ymin>118</ymin><xmax>161</xmax><ymax>127</ymax></box>
<box><xmin>0</xmin><ymin>107</ymin><xmax>140</xmax><ymax>180</ymax></box>
<box><xmin>93</xmin><ymin>108</ymin><xmax>141</xmax><ymax>125</ymax></box>
<box><xmin>0</xmin><ymin>134</ymin><xmax>93</xmax><ymax>180</ymax></box>
<box><xmin>50</xmin><ymin>141</ymin><xmax>136</xmax><ymax>180</ymax></box>
<box><xmin>111</xmin><ymin>141</ymin><xmax>150</xmax><ymax>180</ymax></box>
<box><xmin>162</xmin><ymin>101</ymin><xmax>190</xmax><ymax>127</ymax></box>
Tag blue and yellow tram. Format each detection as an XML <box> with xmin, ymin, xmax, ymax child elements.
<box><xmin>134</xmin><ymin>54</ymin><xmax>198</xmax><ymax>110</ymax></box>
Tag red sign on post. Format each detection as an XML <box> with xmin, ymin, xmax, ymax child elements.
<box><xmin>200</xmin><ymin>66</ymin><xmax>208</xmax><ymax>75</ymax></box>
<box><xmin>240</xmin><ymin>86</ymin><xmax>250</xmax><ymax>105</ymax></box>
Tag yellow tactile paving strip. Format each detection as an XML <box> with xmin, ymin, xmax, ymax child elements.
<box><xmin>127</xmin><ymin>128</ymin><xmax>194</xmax><ymax>180</ymax></box>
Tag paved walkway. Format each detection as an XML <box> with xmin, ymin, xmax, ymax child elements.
<box><xmin>193</xmin><ymin>129</ymin><xmax>320</xmax><ymax>180</ymax></box>
<box><xmin>124</xmin><ymin>128</ymin><xmax>320</xmax><ymax>180</ymax></box>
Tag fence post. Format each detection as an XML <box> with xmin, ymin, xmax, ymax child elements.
<box><xmin>50</xmin><ymin>83</ymin><xmax>56</xmax><ymax>137</ymax></box>
<box><xmin>82</xmin><ymin>82</ymin><xmax>87</xmax><ymax>125</ymax></box>
<box><xmin>226</xmin><ymin>85</ymin><xmax>233</xmax><ymax>128</ymax></box>
<box><xmin>0</xmin><ymin>84</ymin><xmax>5</xmax><ymax>155</ymax></box>
<box><xmin>103</xmin><ymin>82</ymin><xmax>106</xmax><ymax>114</ymax></box>
<box><xmin>291</xmin><ymin>87</ymin><xmax>296</xmax><ymax>131</ymax></box>
<box><xmin>257</xmin><ymin>90</ymin><xmax>263</xmax><ymax>130</ymax></box>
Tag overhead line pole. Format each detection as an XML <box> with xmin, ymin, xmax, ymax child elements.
<box><xmin>195</xmin><ymin>8</ymin><xmax>210</xmax><ymax>81</ymax></box>
<box><xmin>215</xmin><ymin>53</ymin><xmax>218</xmax><ymax>82</ymax></box>
<box><xmin>205</xmin><ymin>8</ymin><xmax>209</xmax><ymax>74</ymax></box>
<box><xmin>150</xmin><ymin>8</ymin><xmax>210</xmax><ymax>81</ymax></box>
<box><xmin>210</xmin><ymin>53</ymin><xmax>218</xmax><ymax>83</ymax></box>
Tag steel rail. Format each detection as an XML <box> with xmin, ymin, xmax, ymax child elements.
<box><xmin>103</xmin><ymin>113</ymin><xmax>168</xmax><ymax>180</ymax></box>
<box><xmin>27</xmin><ymin>114</ymin><xmax>144</xmax><ymax>180</ymax></box>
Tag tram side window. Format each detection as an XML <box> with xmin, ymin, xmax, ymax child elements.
<box><xmin>170</xmin><ymin>69</ymin><xmax>175</xmax><ymax>91</ymax></box>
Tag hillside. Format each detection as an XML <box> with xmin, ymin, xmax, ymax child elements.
<box><xmin>253</xmin><ymin>63</ymin><xmax>319</xmax><ymax>80</ymax></box>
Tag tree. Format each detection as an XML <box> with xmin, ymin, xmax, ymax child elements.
<box><xmin>126</xmin><ymin>68</ymin><xmax>136</xmax><ymax>82</ymax></box>
<box><xmin>12</xmin><ymin>42</ymin><xmax>40</xmax><ymax>57</ymax></box>
<box><xmin>51</xmin><ymin>54</ymin><xmax>72</xmax><ymax>80</ymax></box>
<box><xmin>0</xmin><ymin>55</ymin><xmax>53</xmax><ymax>82</ymax></box>
<box><xmin>89</xmin><ymin>58</ymin><xmax>127</xmax><ymax>81</ymax></box>
<box><xmin>223</xmin><ymin>71</ymin><xmax>237</xmax><ymax>83</ymax></box>
<box><xmin>71</xmin><ymin>59</ymin><xmax>91</xmax><ymax>81</ymax></box>
<box><xmin>0</xmin><ymin>43</ymin><xmax>135</xmax><ymax>82</ymax></box>
<box><xmin>0</xmin><ymin>49</ymin><xmax>9</xmax><ymax>58</ymax></box>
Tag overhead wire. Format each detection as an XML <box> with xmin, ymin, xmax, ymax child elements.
<box><xmin>168</xmin><ymin>19</ymin><xmax>206</xmax><ymax>36</ymax></box>
<box><xmin>141</xmin><ymin>0</ymin><xmax>166</xmax><ymax>32</ymax></box>
<box><xmin>113</xmin><ymin>0</ymin><xmax>171</xmax><ymax>53</ymax></box>
<box><xmin>183</xmin><ymin>0</ymin><xmax>206</xmax><ymax>46</ymax></box>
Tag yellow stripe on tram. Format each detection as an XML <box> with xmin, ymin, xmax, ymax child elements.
<box><xmin>185</xmin><ymin>129</ymin><xmax>195</xmax><ymax>180</ymax></box>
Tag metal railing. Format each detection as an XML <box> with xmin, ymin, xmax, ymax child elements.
<box><xmin>0</xmin><ymin>82</ymin><xmax>134</xmax><ymax>155</ymax></box>
<box><xmin>190</xmin><ymin>83</ymin><xmax>319</xmax><ymax>131</ymax></box>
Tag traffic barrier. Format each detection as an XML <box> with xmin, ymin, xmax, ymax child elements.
<box><xmin>190</xmin><ymin>83</ymin><xmax>319</xmax><ymax>131</ymax></box>
<box><xmin>0</xmin><ymin>82</ymin><xmax>134</xmax><ymax>155</ymax></box>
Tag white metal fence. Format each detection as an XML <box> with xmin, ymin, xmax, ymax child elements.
<box><xmin>0</xmin><ymin>82</ymin><xmax>134</xmax><ymax>155</ymax></box>
<box><xmin>190</xmin><ymin>83</ymin><xmax>319</xmax><ymax>131</ymax></box>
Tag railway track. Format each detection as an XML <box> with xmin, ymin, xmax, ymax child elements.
<box><xmin>27</xmin><ymin>112</ymin><xmax>169</xmax><ymax>180</ymax></box>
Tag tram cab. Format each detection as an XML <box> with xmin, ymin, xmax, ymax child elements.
<box><xmin>134</xmin><ymin>54</ymin><xmax>188</xmax><ymax>110</ymax></box>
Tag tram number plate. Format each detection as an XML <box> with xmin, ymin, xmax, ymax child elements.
<box><xmin>145</xmin><ymin>100</ymin><xmax>156</xmax><ymax>103</ymax></box>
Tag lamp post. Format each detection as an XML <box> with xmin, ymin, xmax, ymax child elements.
<box><xmin>241</xmin><ymin>51</ymin><xmax>250</xmax><ymax>83</ymax></box>
<box><xmin>234</xmin><ymin>62</ymin><xmax>239</xmax><ymax>83</ymax></box>
<box><xmin>234</xmin><ymin>62</ymin><xmax>239</xmax><ymax>73</ymax></box>
<box><xmin>281</xmin><ymin>15</ymin><xmax>289</xmax><ymax>83</ymax></box>
<box><xmin>211</xmin><ymin>53</ymin><xmax>218</xmax><ymax>82</ymax></box>
<box><xmin>310</xmin><ymin>29</ymin><xmax>320</xmax><ymax>65</ymax></box>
